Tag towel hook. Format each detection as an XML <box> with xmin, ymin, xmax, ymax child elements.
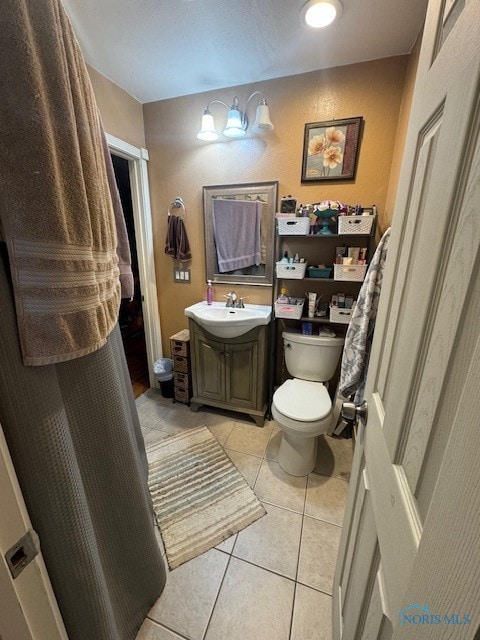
<box><xmin>168</xmin><ymin>197</ymin><xmax>186</xmax><ymax>218</ymax></box>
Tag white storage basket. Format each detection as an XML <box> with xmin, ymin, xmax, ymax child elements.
<box><xmin>333</xmin><ymin>264</ymin><xmax>368</xmax><ymax>281</ymax></box>
<box><xmin>329</xmin><ymin>306</ymin><xmax>353</xmax><ymax>325</ymax></box>
<box><xmin>338</xmin><ymin>215</ymin><xmax>374</xmax><ymax>235</ymax></box>
<box><xmin>275</xmin><ymin>299</ymin><xmax>305</xmax><ymax>320</ymax></box>
<box><xmin>276</xmin><ymin>261</ymin><xmax>307</xmax><ymax>279</ymax></box>
<box><xmin>277</xmin><ymin>217</ymin><xmax>310</xmax><ymax>236</ymax></box>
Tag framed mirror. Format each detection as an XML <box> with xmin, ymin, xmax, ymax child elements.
<box><xmin>203</xmin><ymin>181</ymin><xmax>278</xmax><ymax>286</ymax></box>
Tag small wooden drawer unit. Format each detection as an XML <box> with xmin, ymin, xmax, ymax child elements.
<box><xmin>173</xmin><ymin>355</ymin><xmax>189</xmax><ymax>374</ymax></box>
<box><xmin>169</xmin><ymin>329</ymin><xmax>192</xmax><ymax>404</ymax></box>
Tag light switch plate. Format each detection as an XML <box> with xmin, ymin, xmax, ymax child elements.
<box><xmin>174</xmin><ymin>266</ymin><xmax>191</xmax><ymax>283</ymax></box>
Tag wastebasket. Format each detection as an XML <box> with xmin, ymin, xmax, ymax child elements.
<box><xmin>153</xmin><ymin>358</ymin><xmax>174</xmax><ymax>398</ymax></box>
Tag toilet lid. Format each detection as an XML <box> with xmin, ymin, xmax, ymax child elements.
<box><xmin>273</xmin><ymin>379</ymin><xmax>331</xmax><ymax>421</ymax></box>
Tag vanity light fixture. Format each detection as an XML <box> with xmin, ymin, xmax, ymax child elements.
<box><xmin>197</xmin><ymin>92</ymin><xmax>274</xmax><ymax>141</ymax></box>
<box><xmin>301</xmin><ymin>0</ymin><xmax>342</xmax><ymax>28</ymax></box>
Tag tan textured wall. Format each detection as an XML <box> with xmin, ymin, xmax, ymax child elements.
<box><xmin>87</xmin><ymin>65</ymin><xmax>146</xmax><ymax>149</ymax></box>
<box><xmin>382</xmin><ymin>31</ymin><xmax>423</xmax><ymax>234</ymax></box>
<box><xmin>144</xmin><ymin>56</ymin><xmax>410</xmax><ymax>352</ymax></box>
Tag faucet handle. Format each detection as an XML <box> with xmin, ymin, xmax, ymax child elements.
<box><xmin>237</xmin><ymin>297</ymin><xmax>249</xmax><ymax>308</ymax></box>
<box><xmin>223</xmin><ymin>291</ymin><xmax>237</xmax><ymax>307</ymax></box>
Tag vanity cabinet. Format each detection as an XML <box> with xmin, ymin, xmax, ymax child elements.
<box><xmin>188</xmin><ymin>319</ymin><xmax>269</xmax><ymax>426</ymax></box>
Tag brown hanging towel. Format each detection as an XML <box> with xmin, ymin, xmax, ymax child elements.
<box><xmin>164</xmin><ymin>215</ymin><xmax>191</xmax><ymax>261</ymax></box>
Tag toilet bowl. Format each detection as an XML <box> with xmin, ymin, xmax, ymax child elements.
<box><xmin>272</xmin><ymin>331</ymin><xmax>344</xmax><ymax>476</ymax></box>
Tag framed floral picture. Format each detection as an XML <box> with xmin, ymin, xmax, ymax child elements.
<box><xmin>301</xmin><ymin>117</ymin><xmax>363</xmax><ymax>182</ymax></box>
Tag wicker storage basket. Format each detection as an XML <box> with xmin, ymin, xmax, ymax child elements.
<box><xmin>275</xmin><ymin>298</ymin><xmax>305</xmax><ymax>320</ymax></box>
<box><xmin>329</xmin><ymin>306</ymin><xmax>353</xmax><ymax>325</ymax></box>
<box><xmin>277</xmin><ymin>218</ymin><xmax>310</xmax><ymax>235</ymax></box>
<box><xmin>333</xmin><ymin>264</ymin><xmax>368</xmax><ymax>281</ymax></box>
<box><xmin>338</xmin><ymin>215</ymin><xmax>374</xmax><ymax>235</ymax></box>
<box><xmin>276</xmin><ymin>261</ymin><xmax>307</xmax><ymax>279</ymax></box>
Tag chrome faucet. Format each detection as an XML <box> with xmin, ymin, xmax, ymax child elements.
<box><xmin>224</xmin><ymin>291</ymin><xmax>237</xmax><ymax>308</ymax></box>
<box><xmin>224</xmin><ymin>292</ymin><xmax>249</xmax><ymax>308</ymax></box>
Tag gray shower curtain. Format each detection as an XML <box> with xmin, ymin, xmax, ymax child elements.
<box><xmin>0</xmin><ymin>244</ymin><xmax>166</xmax><ymax>639</ymax></box>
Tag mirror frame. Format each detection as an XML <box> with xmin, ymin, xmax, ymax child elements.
<box><xmin>203</xmin><ymin>181</ymin><xmax>278</xmax><ymax>287</ymax></box>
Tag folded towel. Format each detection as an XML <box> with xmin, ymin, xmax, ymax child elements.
<box><xmin>338</xmin><ymin>228</ymin><xmax>391</xmax><ymax>402</ymax></box>
<box><xmin>164</xmin><ymin>215</ymin><xmax>192</xmax><ymax>262</ymax></box>
<box><xmin>212</xmin><ymin>199</ymin><xmax>262</xmax><ymax>273</ymax></box>
<box><xmin>176</xmin><ymin>217</ymin><xmax>192</xmax><ymax>261</ymax></box>
<box><xmin>0</xmin><ymin>0</ymin><xmax>132</xmax><ymax>365</ymax></box>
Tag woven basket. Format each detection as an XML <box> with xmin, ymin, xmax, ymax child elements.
<box><xmin>333</xmin><ymin>264</ymin><xmax>368</xmax><ymax>281</ymax></box>
<box><xmin>338</xmin><ymin>216</ymin><xmax>374</xmax><ymax>235</ymax></box>
<box><xmin>275</xmin><ymin>299</ymin><xmax>305</xmax><ymax>319</ymax></box>
<box><xmin>277</xmin><ymin>218</ymin><xmax>310</xmax><ymax>235</ymax></box>
<box><xmin>276</xmin><ymin>262</ymin><xmax>307</xmax><ymax>279</ymax></box>
<box><xmin>329</xmin><ymin>306</ymin><xmax>353</xmax><ymax>325</ymax></box>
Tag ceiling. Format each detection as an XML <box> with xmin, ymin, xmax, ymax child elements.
<box><xmin>62</xmin><ymin>0</ymin><xmax>428</xmax><ymax>105</ymax></box>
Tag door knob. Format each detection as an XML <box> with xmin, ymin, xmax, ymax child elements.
<box><xmin>341</xmin><ymin>400</ymin><xmax>368</xmax><ymax>423</ymax></box>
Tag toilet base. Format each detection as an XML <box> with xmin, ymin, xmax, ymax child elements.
<box><xmin>278</xmin><ymin>432</ymin><xmax>318</xmax><ymax>476</ymax></box>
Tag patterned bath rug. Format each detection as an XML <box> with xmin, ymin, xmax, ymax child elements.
<box><xmin>147</xmin><ymin>426</ymin><xmax>266</xmax><ymax>570</ymax></box>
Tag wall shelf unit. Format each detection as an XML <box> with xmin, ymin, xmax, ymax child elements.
<box><xmin>274</xmin><ymin>216</ymin><xmax>377</xmax><ymax>327</ymax></box>
<box><xmin>269</xmin><ymin>215</ymin><xmax>377</xmax><ymax>405</ymax></box>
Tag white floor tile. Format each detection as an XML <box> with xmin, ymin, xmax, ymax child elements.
<box><xmin>305</xmin><ymin>473</ymin><xmax>349</xmax><ymax>526</ymax></box>
<box><xmin>265</xmin><ymin>423</ymin><xmax>282</xmax><ymax>461</ymax></box>
<box><xmin>254</xmin><ymin>459</ymin><xmax>307</xmax><ymax>513</ymax></box>
<box><xmin>314</xmin><ymin>435</ymin><xmax>354</xmax><ymax>482</ymax></box>
<box><xmin>215</xmin><ymin>533</ymin><xmax>237</xmax><ymax>554</ymax></box>
<box><xmin>298</xmin><ymin>516</ymin><xmax>341</xmax><ymax>594</ymax></box>
<box><xmin>148</xmin><ymin>549</ymin><xmax>228</xmax><ymax>640</ymax></box>
<box><xmin>291</xmin><ymin>584</ymin><xmax>332</xmax><ymax>640</ymax></box>
<box><xmin>204</xmin><ymin>558</ymin><xmax>295</xmax><ymax>640</ymax></box>
<box><xmin>224</xmin><ymin>448</ymin><xmax>263</xmax><ymax>487</ymax></box>
<box><xmin>137</xmin><ymin>399</ymin><xmax>172</xmax><ymax>429</ymax></box>
<box><xmin>224</xmin><ymin>420</ymin><xmax>273</xmax><ymax>457</ymax></box>
<box><xmin>207</xmin><ymin>420</ymin><xmax>236</xmax><ymax>445</ymax></box>
<box><xmin>154</xmin><ymin>406</ymin><xmax>203</xmax><ymax>433</ymax></box>
<box><xmin>233</xmin><ymin>503</ymin><xmax>302</xmax><ymax>579</ymax></box>
<box><xmin>136</xmin><ymin>619</ymin><xmax>187</xmax><ymax>640</ymax></box>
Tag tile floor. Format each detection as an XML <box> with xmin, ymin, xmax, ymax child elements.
<box><xmin>135</xmin><ymin>389</ymin><xmax>353</xmax><ymax>640</ymax></box>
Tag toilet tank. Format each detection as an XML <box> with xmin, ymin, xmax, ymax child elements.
<box><xmin>282</xmin><ymin>331</ymin><xmax>344</xmax><ymax>382</ymax></box>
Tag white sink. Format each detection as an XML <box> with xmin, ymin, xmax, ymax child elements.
<box><xmin>185</xmin><ymin>301</ymin><xmax>272</xmax><ymax>338</ymax></box>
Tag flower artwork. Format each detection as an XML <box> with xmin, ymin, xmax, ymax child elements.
<box><xmin>302</xmin><ymin>117</ymin><xmax>362</xmax><ymax>182</ymax></box>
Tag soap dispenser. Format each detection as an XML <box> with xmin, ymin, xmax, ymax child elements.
<box><xmin>206</xmin><ymin>280</ymin><xmax>213</xmax><ymax>305</ymax></box>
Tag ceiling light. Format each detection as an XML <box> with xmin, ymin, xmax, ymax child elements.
<box><xmin>301</xmin><ymin>0</ymin><xmax>342</xmax><ymax>28</ymax></box>
<box><xmin>197</xmin><ymin>92</ymin><xmax>274</xmax><ymax>142</ymax></box>
<box><xmin>197</xmin><ymin>110</ymin><xmax>219</xmax><ymax>141</ymax></box>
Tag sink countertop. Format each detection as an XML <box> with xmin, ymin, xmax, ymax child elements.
<box><xmin>185</xmin><ymin>300</ymin><xmax>272</xmax><ymax>314</ymax></box>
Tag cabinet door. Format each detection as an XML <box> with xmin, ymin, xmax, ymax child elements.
<box><xmin>192</xmin><ymin>333</ymin><xmax>225</xmax><ymax>402</ymax></box>
<box><xmin>226</xmin><ymin>340</ymin><xmax>258</xmax><ymax>409</ymax></box>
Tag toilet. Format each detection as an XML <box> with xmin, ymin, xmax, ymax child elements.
<box><xmin>272</xmin><ymin>330</ymin><xmax>344</xmax><ymax>476</ymax></box>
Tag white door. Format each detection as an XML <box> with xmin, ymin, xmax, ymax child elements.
<box><xmin>0</xmin><ymin>426</ymin><xmax>68</xmax><ymax>640</ymax></box>
<box><xmin>333</xmin><ymin>0</ymin><xmax>480</xmax><ymax>638</ymax></box>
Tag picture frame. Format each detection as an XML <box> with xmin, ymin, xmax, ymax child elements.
<box><xmin>301</xmin><ymin>117</ymin><xmax>363</xmax><ymax>183</ymax></box>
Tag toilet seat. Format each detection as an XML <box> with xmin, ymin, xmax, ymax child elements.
<box><xmin>273</xmin><ymin>378</ymin><xmax>331</xmax><ymax>421</ymax></box>
<box><xmin>272</xmin><ymin>378</ymin><xmax>334</xmax><ymax>475</ymax></box>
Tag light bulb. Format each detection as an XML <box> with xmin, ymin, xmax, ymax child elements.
<box><xmin>197</xmin><ymin>111</ymin><xmax>219</xmax><ymax>141</ymax></box>
<box><xmin>301</xmin><ymin>0</ymin><xmax>342</xmax><ymax>28</ymax></box>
